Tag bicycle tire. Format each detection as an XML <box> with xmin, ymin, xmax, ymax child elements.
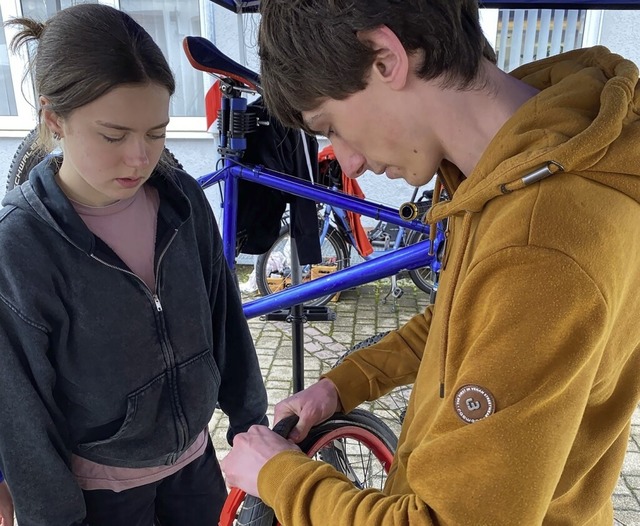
<box><xmin>255</xmin><ymin>223</ymin><xmax>350</xmax><ymax>307</ymax></box>
<box><xmin>6</xmin><ymin>127</ymin><xmax>183</xmax><ymax>192</ymax></box>
<box><xmin>221</xmin><ymin>409</ymin><xmax>397</xmax><ymax>526</ymax></box>
<box><xmin>334</xmin><ymin>332</ymin><xmax>412</xmax><ymax>435</ymax></box>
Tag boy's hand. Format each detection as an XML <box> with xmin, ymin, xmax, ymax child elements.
<box><xmin>0</xmin><ymin>482</ymin><xmax>14</xmax><ymax>526</ymax></box>
<box><xmin>220</xmin><ymin>426</ymin><xmax>300</xmax><ymax>497</ymax></box>
<box><xmin>274</xmin><ymin>378</ymin><xmax>342</xmax><ymax>442</ymax></box>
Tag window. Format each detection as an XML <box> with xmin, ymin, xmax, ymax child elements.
<box><xmin>489</xmin><ymin>8</ymin><xmax>599</xmax><ymax>71</ymax></box>
<box><xmin>20</xmin><ymin>0</ymin><xmax>98</xmax><ymax>20</ymax></box>
<box><xmin>498</xmin><ymin>9</ymin><xmax>587</xmax><ymax>70</ymax></box>
<box><xmin>0</xmin><ymin>3</ymin><xmax>17</xmax><ymax>116</ymax></box>
<box><xmin>120</xmin><ymin>0</ymin><xmax>204</xmax><ymax>117</ymax></box>
<box><xmin>0</xmin><ymin>0</ymin><xmax>210</xmax><ymax>135</ymax></box>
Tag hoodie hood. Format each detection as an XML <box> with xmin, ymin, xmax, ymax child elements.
<box><xmin>2</xmin><ymin>157</ymin><xmax>193</xmax><ymax>256</ymax></box>
<box><xmin>429</xmin><ymin>46</ymin><xmax>640</xmax><ymax>221</ymax></box>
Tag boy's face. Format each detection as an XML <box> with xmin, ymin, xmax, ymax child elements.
<box><xmin>303</xmin><ymin>75</ymin><xmax>443</xmax><ymax>187</ymax></box>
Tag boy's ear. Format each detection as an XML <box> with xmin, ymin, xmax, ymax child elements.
<box><xmin>358</xmin><ymin>25</ymin><xmax>409</xmax><ymax>90</ymax></box>
<box><xmin>39</xmin><ymin>96</ymin><xmax>64</xmax><ymax>137</ymax></box>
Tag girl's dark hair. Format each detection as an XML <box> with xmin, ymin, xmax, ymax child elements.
<box><xmin>7</xmin><ymin>4</ymin><xmax>175</xmax><ymax>149</ymax></box>
<box><xmin>259</xmin><ymin>0</ymin><xmax>496</xmax><ymax>131</ymax></box>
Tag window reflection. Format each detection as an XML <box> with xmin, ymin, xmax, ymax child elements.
<box><xmin>121</xmin><ymin>0</ymin><xmax>203</xmax><ymax>117</ymax></box>
<box><xmin>0</xmin><ymin>4</ymin><xmax>18</xmax><ymax>115</ymax></box>
<box><xmin>20</xmin><ymin>0</ymin><xmax>98</xmax><ymax>21</ymax></box>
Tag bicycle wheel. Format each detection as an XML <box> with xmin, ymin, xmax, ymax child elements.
<box><xmin>255</xmin><ymin>223</ymin><xmax>350</xmax><ymax>307</ymax></box>
<box><xmin>334</xmin><ymin>332</ymin><xmax>412</xmax><ymax>436</ymax></box>
<box><xmin>6</xmin><ymin>128</ymin><xmax>51</xmax><ymax>191</ymax></box>
<box><xmin>6</xmin><ymin>127</ymin><xmax>182</xmax><ymax>191</ymax></box>
<box><xmin>220</xmin><ymin>409</ymin><xmax>397</xmax><ymax>526</ymax></box>
<box><xmin>405</xmin><ymin>228</ymin><xmax>442</xmax><ymax>295</ymax></box>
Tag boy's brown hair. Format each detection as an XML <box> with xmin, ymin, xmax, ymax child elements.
<box><xmin>259</xmin><ymin>0</ymin><xmax>495</xmax><ymax>131</ymax></box>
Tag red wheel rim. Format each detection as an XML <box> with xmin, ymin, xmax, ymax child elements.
<box><xmin>218</xmin><ymin>424</ymin><xmax>394</xmax><ymax>526</ymax></box>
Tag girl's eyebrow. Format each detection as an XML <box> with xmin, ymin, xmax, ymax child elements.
<box><xmin>95</xmin><ymin>120</ymin><xmax>170</xmax><ymax>131</ymax></box>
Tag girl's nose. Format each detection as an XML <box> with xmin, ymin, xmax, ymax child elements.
<box><xmin>124</xmin><ymin>138</ymin><xmax>150</xmax><ymax>167</ymax></box>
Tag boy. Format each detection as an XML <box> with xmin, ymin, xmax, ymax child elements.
<box><xmin>221</xmin><ymin>1</ymin><xmax>640</xmax><ymax>524</ymax></box>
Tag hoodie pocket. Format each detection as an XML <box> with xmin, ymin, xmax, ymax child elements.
<box><xmin>76</xmin><ymin>372</ymin><xmax>177</xmax><ymax>465</ymax></box>
<box><xmin>177</xmin><ymin>349</ymin><xmax>221</xmax><ymax>437</ymax></box>
<box><xmin>75</xmin><ymin>349</ymin><xmax>220</xmax><ymax>466</ymax></box>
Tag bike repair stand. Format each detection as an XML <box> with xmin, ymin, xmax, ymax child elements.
<box><xmin>263</xmin><ymin>237</ymin><xmax>337</xmax><ymax>393</ymax></box>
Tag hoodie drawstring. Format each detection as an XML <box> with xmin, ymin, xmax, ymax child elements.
<box><xmin>428</xmin><ymin>177</ymin><xmax>444</xmax><ymax>256</ymax></box>
<box><xmin>438</xmin><ymin>210</ymin><xmax>473</xmax><ymax>398</ymax></box>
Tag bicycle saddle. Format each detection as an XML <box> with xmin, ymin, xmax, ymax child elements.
<box><xmin>182</xmin><ymin>35</ymin><xmax>261</xmax><ymax>91</ymax></box>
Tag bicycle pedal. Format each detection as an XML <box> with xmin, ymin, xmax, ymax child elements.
<box><xmin>392</xmin><ymin>288</ymin><xmax>403</xmax><ymax>299</ymax></box>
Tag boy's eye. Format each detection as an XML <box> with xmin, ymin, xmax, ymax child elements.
<box><xmin>148</xmin><ymin>133</ymin><xmax>166</xmax><ymax>140</ymax></box>
<box><xmin>102</xmin><ymin>134</ymin><xmax>125</xmax><ymax>143</ymax></box>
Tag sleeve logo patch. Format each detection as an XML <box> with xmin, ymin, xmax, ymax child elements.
<box><xmin>454</xmin><ymin>384</ymin><xmax>496</xmax><ymax>424</ymax></box>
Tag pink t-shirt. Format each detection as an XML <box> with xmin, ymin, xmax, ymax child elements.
<box><xmin>70</xmin><ymin>184</ymin><xmax>207</xmax><ymax>492</ymax></box>
<box><xmin>72</xmin><ymin>184</ymin><xmax>159</xmax><ymax>291</ymax></box>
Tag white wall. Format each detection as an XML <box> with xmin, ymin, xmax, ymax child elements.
<box><xmin>599</xmin><ymin>10</ymin><xmax>640</xmax><ymax>67</ymax></box>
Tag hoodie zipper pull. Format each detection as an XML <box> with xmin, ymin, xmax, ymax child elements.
<box><xmin>153</xmin><ymin>294</ymin><xmax>163</xmax><ymax>312</ymax></box>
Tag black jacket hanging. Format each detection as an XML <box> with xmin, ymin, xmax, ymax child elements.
<box><xmin>235</xmin><ymin>98</ymin><xmax>321</xmax><ymax>265</ymax></box>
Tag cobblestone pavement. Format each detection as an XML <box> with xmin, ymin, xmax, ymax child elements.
<box><xmin>209</xmin><ymin>278</ymin><xmax>640</xmax><ymax>525</ymax></box>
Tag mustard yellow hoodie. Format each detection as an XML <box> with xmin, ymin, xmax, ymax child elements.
<box><xmin>258</xmin><ymin>46</ymin><xmax>640</xmax><ymax>525</ymax></box>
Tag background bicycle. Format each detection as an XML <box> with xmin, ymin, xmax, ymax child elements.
<box><xmin>251</xmin><ymin>176</ymin><xmax>444</xmax><ymax>308</ymax></box>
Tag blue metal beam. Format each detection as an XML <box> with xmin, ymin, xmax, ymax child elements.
<box><xmin>208</xmin><ymin>0</ymin><xmax>640</xmax><ymax>12</ymax></box>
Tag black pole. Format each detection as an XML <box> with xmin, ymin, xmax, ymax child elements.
<box><xmin>288</xmin><ymin>237</ymin><xmax>306</xmax><ymax>393</ymax></box>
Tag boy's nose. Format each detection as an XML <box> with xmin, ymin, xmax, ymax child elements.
<box><xmin>332</xmin><ymin>141</ymin><xmax>367</xmax><ymax>178</ymax></box>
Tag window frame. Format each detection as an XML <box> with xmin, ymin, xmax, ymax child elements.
<box><xmin>0</xmin><ymin>0</ymin><xmax>211</xmax><ymax>137</ymax></box>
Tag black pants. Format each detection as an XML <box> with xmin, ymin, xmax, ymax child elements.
<box><xmin>83</xmin><ymin>436</ymin><xmax>227</xmax><ymax>526</ymax></box>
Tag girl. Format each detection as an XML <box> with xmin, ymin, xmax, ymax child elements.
<box><xmin>0</xmin><ymin>5</ymin><xmax>267</xmax><ymax>525</ymax></box>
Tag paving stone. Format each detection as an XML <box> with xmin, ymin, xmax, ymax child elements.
<box><xmin>623</xmin><ymin>452</ymin><xmax>640</xmax><ymax>475</ymax></box>
<box><xmin>615</xmin><ymin>510</ymin><xmax>640</xmax><ymax>525</ymax></box>
<box><xmin>268</xmin><ymin>366</ymin><xmax>293</xmax><ymax>380</ymax></box>
<box><xmin>612</xmin><ymin>494</ymin><xmax>640</xmax><ymax>510</ymax></box>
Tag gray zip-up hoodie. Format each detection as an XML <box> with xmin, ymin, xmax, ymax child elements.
<box><xmin>0</xmin><ymin>159</ymin><xmax>268</xmax><ymax>525</ymax></box>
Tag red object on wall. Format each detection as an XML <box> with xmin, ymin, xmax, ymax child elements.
<box><xmin>205</xmin><ymin>80</ymin><xmax>222</xmax><ymax>132</ymax></box>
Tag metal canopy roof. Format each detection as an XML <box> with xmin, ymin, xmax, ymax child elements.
<box><xmin>208</xmin><ymin>0</ymin><xmax>640</xmax><ymax>13</ymax></box>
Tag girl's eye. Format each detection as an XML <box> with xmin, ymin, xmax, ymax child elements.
<box><xmin>102</xmin><ymin>135</ymin><xmax>125</xmax><ymax>143</ymax></box>
<box><xmin>148</xmin><ymin>133</ymin><xmax>166</xmax><ymax>140</ymax></box>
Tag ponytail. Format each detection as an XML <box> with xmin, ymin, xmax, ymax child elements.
<box><xmin>5</xmin><ymin>17</ymin><xmax>54</xmax><ymax>152</ymax></box>
<box><xmin>7</xmin><ymin>17</ymin><xmax>46</xmax><ymax>54</ymax></box>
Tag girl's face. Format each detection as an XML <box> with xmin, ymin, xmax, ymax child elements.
<box><xmin>46</xmin><ymin>83</ymin><xmax>171</xmax><ymax>207</ymax></box>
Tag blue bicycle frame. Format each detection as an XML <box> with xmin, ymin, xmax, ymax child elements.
<box><xmin>197</xmin><ymin>164</ymin><xmax>442</xmax><ymax>319</ymax></box>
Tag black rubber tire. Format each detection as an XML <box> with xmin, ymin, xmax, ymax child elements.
<box><xmin>405</xmin><ymin>228</ymin><xmax>441</xmax><ymax>295</ymax></box>
<box><xmin>236</xmin><ymin>409</ymin><xmax>397</xmax><ymax>526</ymax></box>
<box><xmin>6</xmin><ymin>128</ymin><xmax>49</xmax><ymax>191</ymax></box>
<box><xmin>255</xmin><ymin>223</ymin><xmax>350</xmax><ymax>307</ymax></box>
<box><xmin>334</xmin><ymin>332</ymin><xmax>412</xmax><ymax>432</ymax></box>
<box><xmin>6</xmin><ymin>127</ymin><xmax>183</xmax><ymax>192</ymax></box>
